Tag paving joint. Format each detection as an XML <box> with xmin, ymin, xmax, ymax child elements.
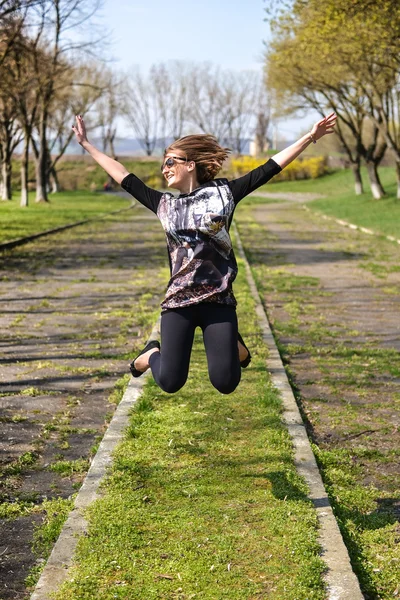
<box><xmin>233</xmin><ymin>221</ymin><xmax>364</xmax><ymax>600</ymax></box>
<box><xmin>0</xmin><ymin>200</ymin><xmax>136</xmax><ymax>251</ymax></box>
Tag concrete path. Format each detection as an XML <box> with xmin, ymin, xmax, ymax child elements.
<box><xmin>245</xmin><ymin>197</ymin><xmax>400</xmax><ymax>480</ymax></box>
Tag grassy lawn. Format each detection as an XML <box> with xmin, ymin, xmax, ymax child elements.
<box><xmin>258</xmin><ymin>166</ymin><xmax>400</xmax><ymax>239</ymax></box>
<box><xmin>42</xmin><ymin>259</ymin><xmax>328</xmax><ymax>600</ymax></box>
<box><xmin>0</xmin><ymin>191</ymin><xmax>131</xmax><ymax>243</ymax></box>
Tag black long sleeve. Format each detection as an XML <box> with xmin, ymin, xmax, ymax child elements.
<box><xmin>121</xmin><ymin>173</ymin><xmax>163</xmax><ymax>214</ymax></box>
<box><xmin>228</xmin><ymin>158</ymin><xmax>281</xmax><ymax>204</ymax></box>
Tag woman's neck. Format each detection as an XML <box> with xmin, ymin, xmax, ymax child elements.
<box><xmin>175</xmin><ymin>174</ymin><xmax>201</xmax><ymax>195</ymax></box>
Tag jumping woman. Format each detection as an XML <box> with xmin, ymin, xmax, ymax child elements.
<box><xmin>72</xmin><ymin>112</ymin><xmax>336</xmax><ymax>394</ymax></box>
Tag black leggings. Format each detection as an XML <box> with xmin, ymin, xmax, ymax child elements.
<box><xmin>149</xmin><ymin>303</ymin><xmax>241</xmax><ymax>395</ymax></box>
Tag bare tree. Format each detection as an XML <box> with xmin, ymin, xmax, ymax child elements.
<box><xmin>122</xmin><ymin>61</ymin><xmax>274</xmax><ymax>156</ymax></box>
<box><xmin>0</xmin><ymin>24</ymin><xmax>24</xmax><ymax>199</ymax></box>
<box><xmin>223</xmin><ymin>71</ymin><xmax>259</xmax><ymax>154</ymax></box>
<box><xmin>95</xmin><ymin>67</ymin><xmax>123</xmax><ymax>157</ymax></box>
<box><xmin>0</xmin><ymin>0</ymin><xmax>105</xmax><ymax>204</ymax></box>
<box><xmin>0</xmin><ymin>2</ymin><xmax>36</xmax><ymax>67</ymax></box>
<box><xmin>123</xmin><ymin>67</ymin><xmax>164</xmax><ymax>156</ymax></box>
<box><xmin>0</xmin><ymin>102</ymin><xmax>22</xmax><ymax>200</ymax></box>
<box><xmin>3</xmin><ymin>27</ymin><xmax>41</xmax><ymax>205</ymax></box>
<box><xmin>28</xmin><ymin>0</ymin><xmax>103</xmax><ymax>202</ymax></box>
<box><xmin>0</xmin><ymin>0</ymin><xmax>37</xmax><ymax>20</ymax></box>
<box><xmin>253</xmin><ymin>79</ymin><xmax>272</xmax><ymax>155</ymax></box>
<box><xmin>43</xmin><ymin>62</ymin><xmax>105</xmax><ymax>192</ymax></box>
<box><xmin>187</xmin><ymin>64</ymin><xmax>232</xmax><ymax>142</ymax></box>
<box><xmin>165</xmin><ymin>61</ymin><xmax>190</xmax><ymax>141</ymax></box>
<box><xmin>150</xmin><ymin>61</ymin><xmax>191</xmax><ymax>143</ymax></box>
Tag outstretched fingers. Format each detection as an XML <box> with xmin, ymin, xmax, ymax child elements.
<box><xmin>72</xmin><ymin>115</ymin><xmax>88</xmax><ymax>144</ymax></box>
<box><xmin>318</xmin><ymin>113</ymin><xmax>336</xmax><ymax>125</ymax></box>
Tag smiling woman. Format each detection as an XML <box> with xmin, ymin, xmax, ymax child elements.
<box><xmin>162</xmin><ymin>134</ymin><xmax>230</xmax><ymax>191</ymax></box>
<box><xmin>72</xmin><ymin>112</ymin><xmax>336</xmax><ymax>394</ymax></box>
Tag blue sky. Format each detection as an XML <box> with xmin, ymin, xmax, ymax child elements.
<box><xmin>101</xmin><ymin>0</ymin><xmax>268</xmax><ymax>73</ymax></box>
<box><xmin>98</xmin><ymin>0</ymin><xmax>317</xmax><ymax>138</ymax></box>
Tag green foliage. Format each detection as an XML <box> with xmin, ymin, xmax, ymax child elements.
<box><xmin>265</xmin><ymin>0</ymin><xmax>400</xmax><ymax>164</ymax></box>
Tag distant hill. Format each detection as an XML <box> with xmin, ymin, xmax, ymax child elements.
<box><xmin>66</xmin><ymin>137</ymin><xmax>152</xmax><ymax>156</ymax></box>
<box><xmin>66</xmin><ymin>137</ymin><xmax>292</xmax><ymax>157</ymax></box>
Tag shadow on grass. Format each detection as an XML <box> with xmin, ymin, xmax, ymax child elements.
<box><xmin>328</xmin><ymin>498</ymin><xmax>399</xmax><ymax>600</ymax></box>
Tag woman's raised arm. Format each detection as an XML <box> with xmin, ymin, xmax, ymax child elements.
<box><xmin>272</xmin><ymin>113</ymin><xmax>337</xmax><ymax>170</ymax></box>
<box><xmin>72</xmin><ymin>115</ymin><xmax>129</xmax><ymax>185</ymax></box>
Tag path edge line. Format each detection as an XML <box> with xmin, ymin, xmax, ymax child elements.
<box><xmin>233</xmin><ymin>221</ymin><xmax>364</xmax><ymax>600</ymax></box>
<box><xmin>29</xmin><ymin>319</ymin><xmax>160</xmax><ymax>600</ymax></box>
<box><xmin>303</xmin><ymin>204</ymin><xmax>400</xmax><ymax>245</ymax></box>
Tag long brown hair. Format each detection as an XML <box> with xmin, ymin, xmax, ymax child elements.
<box><xmin>165</xmin><ymin>134</ymin><xmax>231</xmax><ymax>183</ymax></box>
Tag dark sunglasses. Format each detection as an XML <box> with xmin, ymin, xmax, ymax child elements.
<box><xmin>161</xmin><ymin>156</ymin><xmax>188</xmax><ymax>172</ymax></box>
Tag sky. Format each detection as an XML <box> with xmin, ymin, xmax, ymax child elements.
<box><xmin>97</xmin><ymin>0</ymin><xmax>317</xmax><ymax>139</ymax></box>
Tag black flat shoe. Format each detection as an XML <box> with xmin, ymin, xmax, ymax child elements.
<box><xmin>238</xmin><ymin>332</ymin><xmax>251</xmax><ymax>368</ymax></box>
<box><xmin>129</xmin><ymin>340</ymin><xmax>160</xmax><ymax>378</ymax></box>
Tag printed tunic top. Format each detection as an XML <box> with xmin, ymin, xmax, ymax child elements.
<box><xmin>121</xmin><ymin>158</ymin><xmax>281</xmax><ymax>310</ymax></box>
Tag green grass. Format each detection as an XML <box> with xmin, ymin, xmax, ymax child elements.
<box><xmin>257</xmin><ymin>166</ymin><xmax>400</xmax><ymax>239</ymax></box>
<box><xmin>259</xmin><ymin>165</ymin><xmax>393</xmax><ymax>196</ymax></box>
<box><xmin>51</xmin><ymin>257</ymin><xmax>327</xmax><ymax>600</ymax></box>
<box><xmin>0</xmin><ymin>191</ymin><xmax>131</xmax><ymax>243</ymax></box>
<box><xmin>1</xmin><ymin>451</ymin><xmax>39</xmax><ymax>478</ymax></box>
<box><xmin>25</xmin><ymin>497</ymin><xmax>75</xmax><ymax>588</ymax></box>
<box><xmin>48</xmin><ymin>459</ymin><xmax>90</xmax><ymax>477</ymax></box>
<box><xmin>0</xmin><ymin>499</ymin><xmax>38</xmax><ymax>519</ymax></box>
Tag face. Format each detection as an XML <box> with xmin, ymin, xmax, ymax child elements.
<box><xmin>162</xmin><ymin>151</ymin><xmax>194</xmax><ymax>190</ymax></box>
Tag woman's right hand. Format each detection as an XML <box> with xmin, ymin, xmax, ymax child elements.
<box><xmin>72</xmin><ymin>115</ymin><xmax>89</xmax><ymax>146</ymax></box>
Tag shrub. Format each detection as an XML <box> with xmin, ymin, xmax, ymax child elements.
<box><xmin>229</xmin><ymin>155</ymin><xmax>328</xmax><ymax>181</ymax></box>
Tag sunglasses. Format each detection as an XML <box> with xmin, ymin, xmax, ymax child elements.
<box><xmin>161</xmin><ymin>156</ymin><xmax>188</xmax><ymax>172</ymax></box>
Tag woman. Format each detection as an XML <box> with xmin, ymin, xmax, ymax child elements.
<box><xmin>72</xmin><ymin>113</ymin><xmax>336</xmax><ymax>394</ymax></box>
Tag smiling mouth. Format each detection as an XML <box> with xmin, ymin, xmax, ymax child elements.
<box><xmin>166</xmin><ymin>173</ymin><xmax>174</xmax><ymax>181</ymax></box>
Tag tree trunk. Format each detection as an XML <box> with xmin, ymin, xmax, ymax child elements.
<box><xmin>35</xmin><ymin>111</ymin><xmax>49</xmax><ymax>203</ymax></box>
<box><xmin>365</xmin><ymin>162</ymin><xmax>385</xmax><ymax>199</ymax></box>
<box><xmin>351</xmin><ymin>162</ymin><xmax>364</xmax><ymax>195</ymax></box>
<box><xmin>395</xmin><ymin>161</ymin><xmax>400</xmax><ymax>201</ymax></box>
<box><xmin>49</xmin><ymin>167</ymin><xmax>60</xmax><ymax>193</ymax></box>
<box><xmin>1</xmin><ymin>160</ymin><xmax>12</xmax><ymax>200</ymax></box>
<box><xmin>20</xmin><ymin>135</ymin><xmax>30</xmax><ymax>207</ymax></box>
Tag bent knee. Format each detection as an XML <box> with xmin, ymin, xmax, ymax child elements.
<box><xmin>209</xmin><ymin>369</ymin><xmax>241</xmax><ymax>395</ymax></box>
<box><xmin>157</xmin><ymin>373</ymin><xmax>187</xmax><ymax>394</ymax></box>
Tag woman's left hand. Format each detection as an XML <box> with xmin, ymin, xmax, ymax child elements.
<box><xmin>310</xmin><ymin>112</ymin><xmax>337</xmax><ymax>141</ymax></box>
